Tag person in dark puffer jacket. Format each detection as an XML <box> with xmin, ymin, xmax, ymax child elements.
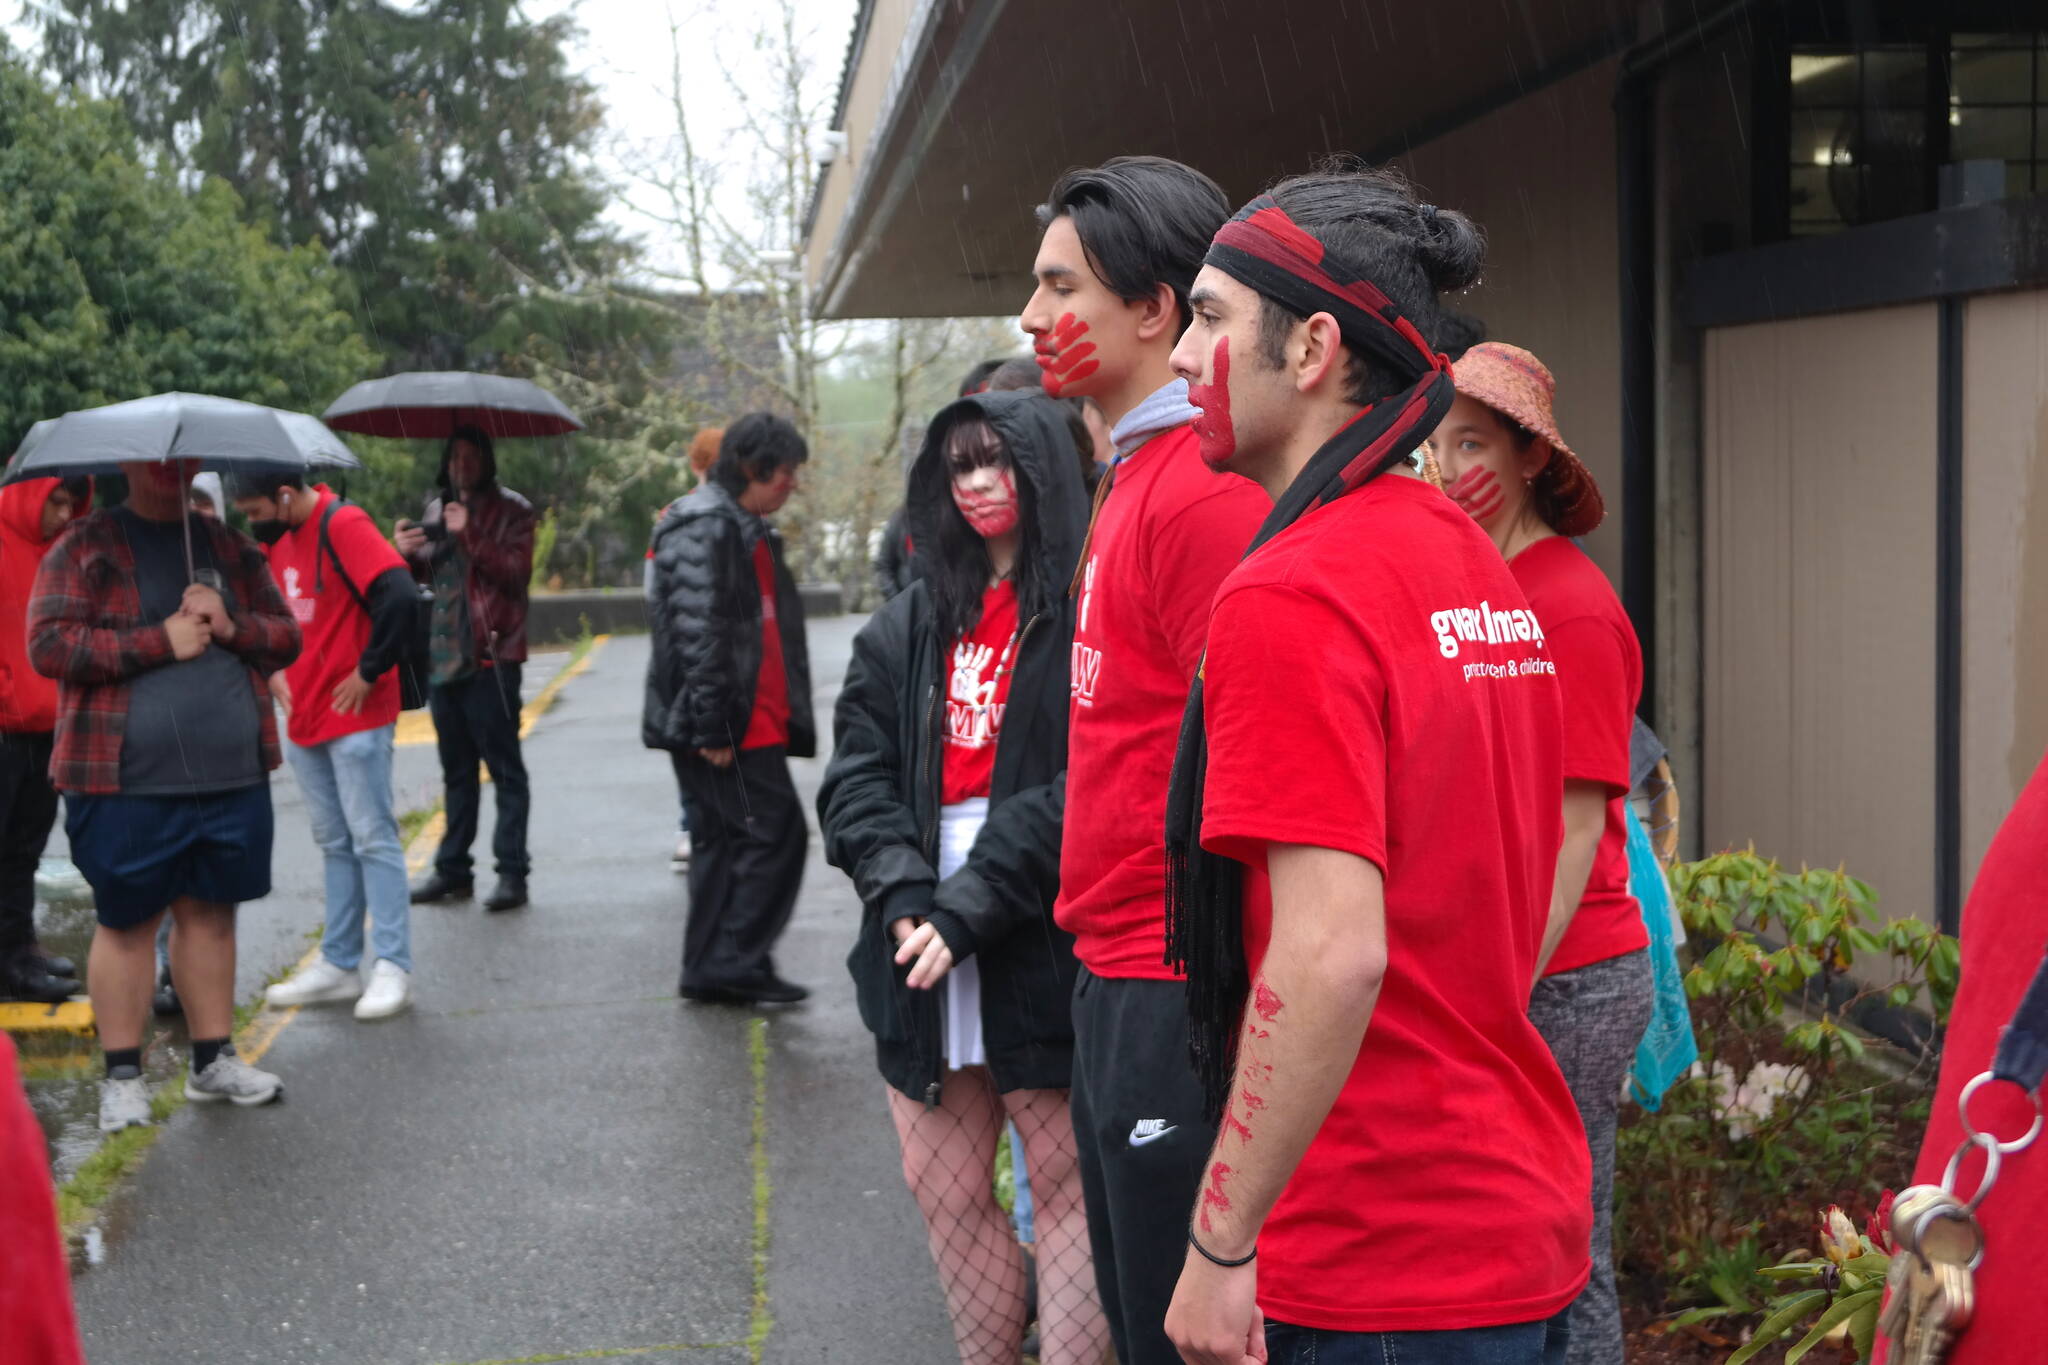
<box><xmin>644</xmin><ymin>414</ymin><xmax>815</xmax><ymax>1005</ymax></box>
<box><xmin>818</xmin><ymin>389</ymin><xmax>1108</xmax><ymax>1365</ymax></box>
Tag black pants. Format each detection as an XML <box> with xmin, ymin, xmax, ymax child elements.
<box><xmin>0</xmin><ymin>732</ymin><xmax>58</xmax><ymax>958</ymax></box>
<box><xmin>670</xmin><ymin>746</ymin><xmax>805</xmax><ymax>990</ymax></box>
<box><xmin>431</xmin><ymin>664</ymin><xmax>530</xmax><ymax>880</ymax></box>
<box><xmin>1070</xmin><ymin>968</ymin><xmax>1218</xmax><ymax>1365</ymax></box>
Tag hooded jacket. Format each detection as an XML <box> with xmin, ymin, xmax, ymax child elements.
<box><xmin>643</xmin><ymin>481</ymin><xmax>816</xmax><ymax>759</ymax></box>
<box><xmin>818</xmin><ymin>390</ymin><xmax>1088</xmax><ymax>1100</ymax></box>
<box><xmin>0</xmin><ymin>479</ymin><xmax>85</xmax><ymax>733</ymax></box>
<box><xmin>405</xmin><ymin>440</ymin><xmax>534</xmax><ymax>668</ymax></box>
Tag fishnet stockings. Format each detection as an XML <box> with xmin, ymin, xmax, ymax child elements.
<box><xmin>887</xmin><ymin>1070</ymin><xmax>1112</xmax><ymax>1365</ymax></box>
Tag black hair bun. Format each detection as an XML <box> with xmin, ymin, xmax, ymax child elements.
<box><xmin>1415</xmin><ymin>203</ymin><xmax>1485</xmax><ymax>295</ymax></box>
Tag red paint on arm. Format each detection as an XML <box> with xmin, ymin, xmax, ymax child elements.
<box><xmin>1252</xmin><ymin>980</ymin><xmax>1284</xmax><ymax>1022</ymax></box>
<box><xmin>1222</xmin><ymin>1106</ymin><xmax>1254</xmax><ymax>1143</ymax></box>
<box><xmin>1197</xmin><ymin>1161</ymin><xmax>1235</xmax><ymax>1232</ymax></box>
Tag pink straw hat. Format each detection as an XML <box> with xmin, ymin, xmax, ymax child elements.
<box><xmin>1449</xmin><ymin>343</ymin><xmax>1604</xmax><ymax>538</ymax></box>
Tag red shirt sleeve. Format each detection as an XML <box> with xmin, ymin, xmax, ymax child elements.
<box><xmin>1144</xmin><ymin>479</ymin><xmax>1268</xmax><ymax>681</ymax></box>
<box><xmin>1200</xmin><ymin>581</ymin><xmax>1388</xmax><ymax>870</ymax></box>
<box><xmin>1544</xmin><ymin>615</ymin><xmax>1632</xmax><ymax>797</ymax></box>
<box><xmin>328</xmin><ymin>504</ymin><xmax>408</xmax><ymax>588</ymax></box>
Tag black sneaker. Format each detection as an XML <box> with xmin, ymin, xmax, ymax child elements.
<box><xmin>29</xmin><ymin>945</ymin><xmax>77</xmax><ymax>979</ymax></box>
<box><xmin>482</xmin><ymin>876</ymin><xmax>528</xmax><ymax>912</ymax></box>
<box><xmin>730</xmin><ymin>972</ymin><xmax>810</xmax><ymax>1005</ymax></box>
<box><xmin>410</xmin><ymin>873</ymin><xmax>474</xmax><ymax>904</ymax></box>
<box><xmin>0</xmin><ymin>954</ymin><xmax>79</xmax><ymax>1004</ymax></box>
<box><xmin>152</xmin><ymin>964</ymin><xmax>181</xmax><ymax>1017</ymax></box>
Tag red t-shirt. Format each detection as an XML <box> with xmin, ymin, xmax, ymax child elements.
<box><xmin>1055</xmin><ymin>424</ymin><xmax>1271</xmax><ymax>978</ymax></box>
<box><xmin>1510</xmin><ymin>536</ymin><xmax>1650</xmax><ymax>976</ymax></box>
<box><xmin>1200</xmin><ymin>474</ymin><xmax>1590</xmax><ymax>1332</ymax></box>
<box><xmin>741</xmin><ymin>538</ymin><xmax>790</xmax><ymax>750</ymax></box>
<box><xmin>941</xmin><ymin>581</ymin><xmax>1019</xmax><ymax>805</ymax></box>
<box><xmin>1873</xmin><ymin>749</ymin><xmax>2048</xmax><ymax>1365</ymax></box>
<box><xmin>268</xmin><ymin>488</ymin><xmax>406</xmax><ymax>748</ymax></box>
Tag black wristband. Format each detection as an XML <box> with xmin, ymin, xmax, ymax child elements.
<box><xmin>1187</xmin><ymin>1223</ymin><xmax>1257</xmax><ymax>1268</ymax></box>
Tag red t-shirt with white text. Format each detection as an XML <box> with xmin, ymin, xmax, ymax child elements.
<box><xmin>941</xmin><ymin>581</ymin><xmax>1019</xmax><ymax>805</ymax></box>
<box><xmin>1510</xmin><ymin>536</ymin><xmax>1649</xmax><ymax>976</ymax></box>
<box><xmin>742</xmin><ymin>538</ymin><xmax>790</xmax><ymax>750</ymax></box>
<box><xmin>1055</xmin><ymin>424</ymin><xmax>1270</xmax><ymax>978</ymax></box>
<box><xmin>266</xmin><ymin>488</ymin><xmax>406</xmax><ymax>749</ymax></box>
<box><xmin>1200</xmin><ymin>474</ymin><xmax>1590</xmax><ymax>1332</ymax></box>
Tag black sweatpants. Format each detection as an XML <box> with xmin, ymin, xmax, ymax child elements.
<box><xmin>670</xmin><ymin>746</ymin><xmax>806</xmax><ymax>990</ymax></box>
<box><xmin>0</xmin><ymin>732</ymin><xmax>57</xmax><ymax>959</ymax></box>
<box><xmin>1070</xmin><ymin>967</ymin><xmax>1217</xmax><ymax>1365</ymax></box>
<box><xmin>431</xmin><ymin>664</ymin><xmax>530</xmax><ymax>880</ymax></box>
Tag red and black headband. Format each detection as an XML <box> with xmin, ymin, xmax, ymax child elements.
<box><xmin>1204</xmin><ymin>195</ymin><xmax>1447</xmax><ymax>385</ymax></box>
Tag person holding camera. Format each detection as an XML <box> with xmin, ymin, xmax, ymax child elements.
<box><xmin>394</xmin><ymin>425</ymin><xmax>537</xmax><ymax>913</ymax></box>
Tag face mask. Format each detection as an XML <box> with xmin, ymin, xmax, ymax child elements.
<box><xmin>250</xmin><ymin>519</ymin><xmax>289</xmax><ymax>546</ymax></box>
<box><xmin>952</xmin><ymin>468</ymin><xmax>1021</xmax><ymax>539</ymax></box>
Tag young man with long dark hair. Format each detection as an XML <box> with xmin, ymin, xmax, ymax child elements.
<box><xmin>644</xmin><ymin>413</ymin><xmax>815</xmax><ymax>1005</ymax></box>
<box><xmin>1017</xmin><ymin>155</ymin><xmax>1270</xmax><ymax>1365</ymax></box>
<box><xmin>1160</xmin><ymin>167</ymin><xmax>1588</xmax><ymax>1365</ymax></box>
<box><xmin>396</xmin><ymin>426</ymin><xmax>536</xmax><ymax>912</ymax></box>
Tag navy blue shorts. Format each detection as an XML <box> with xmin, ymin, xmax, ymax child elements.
<box><xmin>66</xmin><ymin>785</ymin><xmax>274</xmax><ymax>929</ymax></box>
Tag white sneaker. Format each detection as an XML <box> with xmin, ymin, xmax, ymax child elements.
<box><xmin>354</xmin><ymin>960</ymin><xmax>412</xmax><ymax>1021</ymax></box>
<box><xmin>672</xmin><ymin>832</ymin><xmax>693</xmax><ymax>870</ymax></box>
<box><xmin>265</xmin><ymin>958</ymin><xmax>361</xmax><ymax>1008</ymax></box>
<box><xmin>184</xmin><ymin>1047</ymin><xmax>282</xmax><ymax>1106</ymax></box>
<box><xmin>99</xmin><ymin>1074</ymin><xmax>152</xmax><ymax>1132</ymax></box>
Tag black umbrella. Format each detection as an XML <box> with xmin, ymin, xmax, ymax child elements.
<box><xmin>322</xmin><ymin>371</ymin><xmax>583</xmax><ymax>440</ymax></box>
<box><xmin>5</xmin><ymin>393</ymin><xmax>363</xmax><ymax>581</ymax></box>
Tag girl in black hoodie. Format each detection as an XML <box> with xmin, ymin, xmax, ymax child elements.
<box><xmin>819</xmin><ymin>389</ymin><xmax>1106</xmax><ymax>1365</ymax></box>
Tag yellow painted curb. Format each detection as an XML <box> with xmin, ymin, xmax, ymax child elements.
<box><xmin>395</xmin><ymin>635</ymin><xmax>611</xmax><ymax>748</ymax></box>
<box><xmin>0</xmin><ymin>998</ymin><xmax>96</xmax><ymax>1036</ymax></box>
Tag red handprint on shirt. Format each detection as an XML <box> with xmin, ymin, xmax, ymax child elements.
<box><xmin>1035</xmin><ymin>312</ymin><xmax>1099</xmax><ymax>397</ymax></box>
<box><xmin>1446</xmin><ymin>466</ymin><xmax>1506</xmax><ymax>523</ymax></box>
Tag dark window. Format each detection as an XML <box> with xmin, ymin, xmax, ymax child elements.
<box><xmin>1948</xmin><ymin>31</ymin><xmax>2047</xmax><ymax>197</ymax></box>
<box><xmin>1787</xmin><ymin>45</ymin><xmax>1932</xmax><ymax>235</ymax></box>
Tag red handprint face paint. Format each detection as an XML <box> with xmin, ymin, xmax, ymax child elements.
<box><xmin>952</xmin><ymin>468</ymin><xmax>1020</xmax><ymax>539</ymax></box>
<box><xmin>1034</xmin><ymin>312</ymin><xmax>1100</xmax><ymax>397</ymax></box>
<box><xmin>1187</xmin><ymin>337</ymin><xmax>1237</xmax><ymax>470</ymax></box>
<box><xmin>1445</xmin><ymin>466</ymin><xmax>1506</xmax><ymax>524</ymax></box>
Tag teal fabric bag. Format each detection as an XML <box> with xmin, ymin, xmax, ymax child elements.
<box><xmin>1626</xmin><ymin>802</ymin><xmax>1697</xmax><ymax>1109</ymax></box>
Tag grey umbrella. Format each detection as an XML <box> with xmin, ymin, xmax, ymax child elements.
<box><xmin>322</xmin><ymin>371</ymin><xmax>583</xmax><ymax>440</ymax></box>
<box><xmin>5</xmin><ymin>392</ymin><xmax>362</xmax><ymax>579</ymax></box>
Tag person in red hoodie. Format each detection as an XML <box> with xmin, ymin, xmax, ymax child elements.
<box><xmin>1017</xmin><ymin>156</ymin><xmax>1270</xmax><ymax>1365</ymax></box>
<box><xmin>0</xmin><ymin>475</ymin><xmax>88</xmax><ymax>1002</ymax></box>
<box><xmin>0</xmin><ymin>1033</ymin><xmax>87</xmax><ymax>1364</ymax></box>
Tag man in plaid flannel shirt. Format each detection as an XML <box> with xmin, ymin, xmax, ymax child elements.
<box><xmin>29</xmin><ymin>458</ymin><xmax>300</xmax><ymax>1133</ymax></box>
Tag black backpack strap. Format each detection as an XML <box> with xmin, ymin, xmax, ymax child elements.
<box><xmin>317</xmin><ymin>498</ymin><xmax>371</xmax><ymax>611</ymax></box>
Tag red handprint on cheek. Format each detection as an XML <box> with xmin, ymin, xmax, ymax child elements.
<box><xmin>1187</xmin><ymin>338</ymin><xmax>1236</xmax><ymax>470</ymax></box>
<box><xmin>1446</xmin><ymin>466</ymin><xmax>1506</xmax><ymax>523</ymax></box>
<box><xmin>1035</xmin><ymin>312</ymin><xmax>1099</xmax><ymax>396</ymax></box>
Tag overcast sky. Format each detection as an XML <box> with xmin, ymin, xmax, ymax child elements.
<box><xmin>10</xmin><ymin>0</ymin><xmax>861</xmax><ymax>279</ymax></box>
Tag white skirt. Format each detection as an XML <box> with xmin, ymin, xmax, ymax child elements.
<box><xmin>938</xmin><ymin>798</ymin><xmax>988</xmax><ymax>1072</ymax></box>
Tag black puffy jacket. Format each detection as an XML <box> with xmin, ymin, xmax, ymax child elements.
<box><xmin>642</xmin><ymin>483</ymin><xmax>815</xmax><ymax>759</ymax></box>
<box><xmin>819</xmin><ymin>390</ymin><xmax>1088</xmax><ymax>1101</ymax></box>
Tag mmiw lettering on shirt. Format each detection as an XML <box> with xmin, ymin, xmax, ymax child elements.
<box><xmin>1072</xmin><ymin>557</ymin><xmax>1104</xmax><ymax>707</ymax></box>
<box><xmin>1427</xmin><ymin>599</ymin><xmax>1555</xmax><ymax>683</ymax></box>
<box><xmin>948</xmin><ymin>639</ymin><xmax>1004</xmax><ymax>748</ymax></box>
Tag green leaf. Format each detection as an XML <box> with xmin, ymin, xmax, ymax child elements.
<box><xmin>1849</xmin><ymin>1296</ymin><xmax>1881</xmax><ymax>1360</ymax></box>
<box><xmin>1728</xmin><ymin>1290</ymin><xmax>1829</xmax><ymax>1365</ymax></box>
<box><xmin>1784</xmin><ymin>1289</ymin><xmax>1883</xmax><ymax>1363</ymax></box>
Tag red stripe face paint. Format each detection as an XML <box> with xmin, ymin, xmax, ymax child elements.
<box><xmin>1188</xmin><ymin>337</ymin><xmax>1236</xmax><ymax>470</ymax></box>
<box><xmin>1034</xmin><ymin>312</ymin><xmax>1099</xmax><ymax>397</ymax></box>
<box><xmin>952</xmin><ymin>468</ymin><xmax>1021</xmax><ymax>538</ymax></box>
<box><xmin>1445</xmin><ymin>466</ymin><xmax>1506</xmax><ymax>523</ymax></box>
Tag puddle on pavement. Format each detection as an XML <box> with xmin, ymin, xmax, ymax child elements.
<box><xmin>15</xmin><ymin>858</ymin><xmax>189</xmax><ymax>1186</ymax></box>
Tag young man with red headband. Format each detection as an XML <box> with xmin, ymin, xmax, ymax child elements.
<box><xmin>1160</xmin><ymin>167</ymin><xmax>1589</xmax><ymax>1365</ymax></box>
<box><xmin>1018</xmin><ymin>156</ymin><xmax>1270</xmax><ymax>1365</ymax></box>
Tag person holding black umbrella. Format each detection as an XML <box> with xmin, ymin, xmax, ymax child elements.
<box><xmin>396</xmin><ymin>425</ymin><xmax>537</xmax><ymax>912</ymax></box>
<box><xmin>29</xmin><ymin>456</ymin><xmax>301</xmax><ymax>1133</ymax></box>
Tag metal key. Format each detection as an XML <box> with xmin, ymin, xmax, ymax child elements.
<box><xmin>1876</xmin><ymin>1186</ymin><xmax>1949</xmax><ymax>1345</ymax></box>
<box><xmin>1887</xmin><ymin>1190</ymin><xmax>1981</xmax><ymax>1365</ymax></box>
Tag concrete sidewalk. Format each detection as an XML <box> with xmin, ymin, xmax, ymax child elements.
<box><xmin>68</xmin><ymin>626</ymin><xmax>955</xmax><ymax>1365</ymax></box>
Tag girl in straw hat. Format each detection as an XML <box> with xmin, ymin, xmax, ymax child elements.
<box><xmin>1428</xmin><ymin>341</ymin><xmax>1654</xmax><ymax>1365</ymax></box>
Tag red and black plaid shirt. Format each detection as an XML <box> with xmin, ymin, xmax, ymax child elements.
<box><xmin>28</xmin><ymin>509</ymin><xmax>301</xmax><ymax>795</ymax></box>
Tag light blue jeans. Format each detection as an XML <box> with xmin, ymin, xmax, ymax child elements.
<box><xmin>286</xmin><ymin>724</ymin><xmax>411</xmax><ymax>973</ymax></box>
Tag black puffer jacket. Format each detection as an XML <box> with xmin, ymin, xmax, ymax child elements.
<box><xmin>819</xmin><ymin>390</ymin><xmax>1087</xmax><ymax>1101</ymax></box>
<box><xmin>642</xmin><ymin>482</ymin><xmax>815</xmax><ymax>758</ymax></box>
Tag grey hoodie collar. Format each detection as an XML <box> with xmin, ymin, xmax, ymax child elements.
<box><xmin>1110</xmin><ymin>378</ymin><xmax>1202</xmax><ymax>460</ymax></box>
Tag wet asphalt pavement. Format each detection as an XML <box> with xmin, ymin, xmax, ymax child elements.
<box><xmin>47</xmin><ymin>625</ymin><xmax>957</xmax><ymax>1365</ymax></box>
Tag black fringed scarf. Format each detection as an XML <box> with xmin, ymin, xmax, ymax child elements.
<box><xmin>1163</xmin><ymin>196</ymin><xmax>1458</xmax><ymax>1119</ymax></box>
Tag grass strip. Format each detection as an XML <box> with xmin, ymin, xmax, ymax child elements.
<box><xmin>748</xmin><ymin>1016</ymin><xmax>773</xmax><ymax>1363</ymax></box>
